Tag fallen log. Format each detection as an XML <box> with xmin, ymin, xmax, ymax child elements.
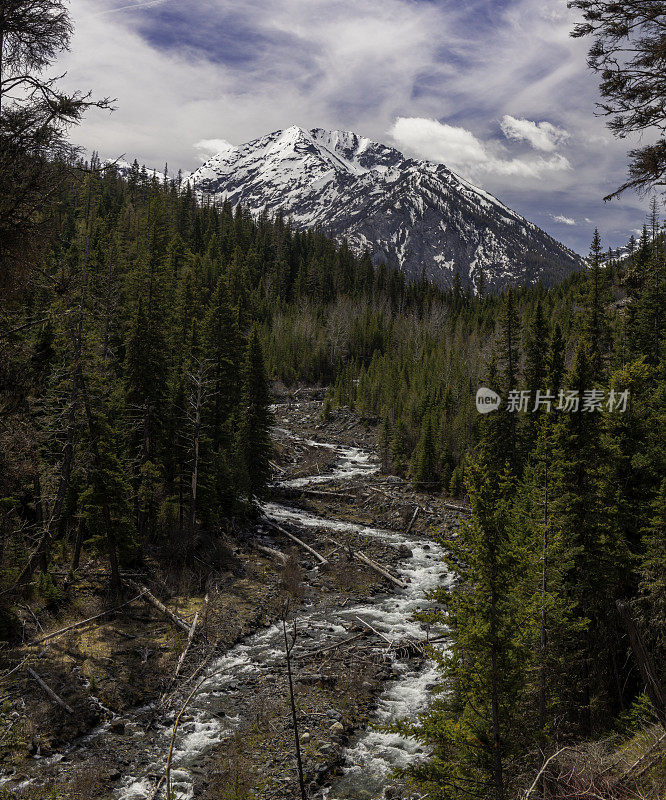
<box><xmin>404</xmin><ymin>506</ymin><xmax>419</xmax><ymax>535</ymax></box>
<box><xmin>30</xmin><ymin>591</ymin><xmax>147</xmax><ymax>646</ymax></box>
<box><xmin>443</xmin><ymin>502</ymin><xmax>470</xmax><ymax>514</ymax></box>
<box><xmin>294</xmin><ymin>488</ymin><xmax>356</xmax><ymax>501</ymax></box>
<box><xmin>352</xmin><ymin>550</ymin><xmax>407</xmax><ymax>589</ymax></box>
<box><xmin>390</xmin><ymin>637</ymin><xmax>428</xmax><ymax>658</ymax></box>
<box><xmin>293</xmin><ymin>632</ymin><xmax>366</xmax><ymax>661</ymax></box>
<box><xmin>618</xmin><ymin>729</ymin><xmax>666</xmax><ymax>782</ymax></box>
<box><xmin>174</xmin><ymin>612</ymin><xmax>198</xmax><ymax>680</ymax></box>
<box><xmin>28</xmin><ymin>668</ymin><xmax>74</xmax><ymax>715</ymax></box>
<box><xmin>354</xmin><ymin>615</ymin><xmax>392</xmax><ymax>645</ymax></box>
<box><xmin>262</xmin><ymin>519</ymin><xmax>328</xmax><ymax>565</ymax></box>
<box><xmin>320</xmin><ymin>534</ymin><xmax>407</xmax><ymax>588</ymax></box>
<box><xmin>367</xmin><ymin>486</ymin><xmax>399</xmax><ymax>503</ymax></box>
<box><xmin>128</xmin><ymin>581</ymin><xmax>191</xmax><ymax>635</ymax></box>
<box><xmin>256</xmin><ymin>544</ymin><xmax>288</xmax><ymax>565</ymax></box>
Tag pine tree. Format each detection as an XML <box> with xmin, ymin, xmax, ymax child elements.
<box><xmin>640</xmin><ymin>479</ymin><xmax>666</xmax><ymax>662</ymax></box>
<box><xmin>237</xmin><ymin>328</ymin><xmax>272</xmax><ymax>500</ymax></box>
<box><xmin>550</xmin><ymin>344</ymin><xmax>629</xmax><ymax>731</ymax></box>
<box><xmin>483</xmin><ymin>292</ymin><xmax>521</xmax><ymax>474</ymax></box>
<box><xmin>409</xmin><ymin>455</ymin><xmax>529</xmax><ymax>800</ymax></box>
<box><xmin>378</xmin><ymin>415</ymin><xmax>392</xmax><ymax>473</ymax></box>
<box><xmin>522</xmin><ymin>300</ymin><xmax>549</xmax><ymax>454</ymax></box>
<box><xmin>411</xmin><ymin>416</ymin><xmax>438</xmax><ymax>491</ymax></box>
<box><xmin>204</xmin><ymin>276</ymin><xmax>241</xmax><ymax>452</ymax></box>
<box><xmin>582</xmin><ymin>229</ymin><xmax>609</xmax><ymax>382</ymax></box>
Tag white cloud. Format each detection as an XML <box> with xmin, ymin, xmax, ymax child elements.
<box><xmin>551</xmin><ymin>214</ymin><xmax>576</xmax><ymax>225</ymax></box>
<box><xmin>388</xmin><ymin>117</ymin><xmax>487</xmax><ymax>166</ymax></box>
<box><xmin>54</xmin><ymin>0</ymin><xmax>648</xmax><ymax>254</ymax></box>
<box><xmin>194</xmin><ymin>138</ymin><xmax>235</xmax><ymax>160</ymax></box>
<box><xmin>58</xmin><ymin>0</ymin><xmax>446</xmax><ymax>171</ymax></box>
<box><xmin>388</xmin><ymin>116</ymin><xmax>571</xmax><ymax>182</ymax></box>
<box><xmin>500</xmin><ymin>115</ymin><xmax>569</xmax><ymax>152</ymax></box>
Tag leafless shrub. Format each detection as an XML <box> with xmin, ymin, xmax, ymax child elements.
<box><xmin>281</xmin><ymin>553</ymin><xmax>303</xmax><ymax>599</ymax></box>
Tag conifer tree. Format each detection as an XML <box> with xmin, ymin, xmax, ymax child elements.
<box><xmin>582</xmin><ymin>229</ymin><xmax>609</xmax><ymax>382</ymax></box>
<box><xmin>523</xmin><ymin>299</ymin><xmax>549</xmax><ymax>454</ymax></box>
<box><xmin>410</xmin><ymin>455</ymin><xmax>528</xmax><ymax>800</ymax></box>
<box><xmin>550</xmin><ymin>344</ymin><xmax>629</xmax><ymax>730</ymax></box>
<box><xmin>411</xmin><ymin>416</ymin><xmax>438</xmax><ymax>491</ymax></box>
<box><xmin>237</xmin><ymin>328</ymin><xmax>272</xmax><ymax>500</ymax></box>
<box><xmin>204</xmin><ymin>276</ymin><xmax>241</xmax><ymax>453</ymax></box>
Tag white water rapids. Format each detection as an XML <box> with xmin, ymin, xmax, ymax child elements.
<box><xmin>2</xmin><ymin>428</ymin><xmax>449</xmax><ymax>800</ymax></box>
<box><xmin>116</xmin><ymin>434</ymin><xmax>448</xmax><ymax>799</ymax></box>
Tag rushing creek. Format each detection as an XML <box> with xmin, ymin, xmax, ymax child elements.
<box><xmin>5</xmin><ymin>424</ymin><xmax>450</xmax><ymax>800</ymax></box>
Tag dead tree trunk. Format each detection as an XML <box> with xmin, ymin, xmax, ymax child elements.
<box><xmin>616</xmin><ymin>600</ymin><xmax>666</xmax><ymax>726</ymax></box>
<box><xmin>71</xmin><ymin>519</ymin><xmax>85</xmax><ymax>572</ymax></box>
<box><xmin>186</xmin><ymin>359</ymin><xmax>210</xmax><ymax>560</ymax></box>
<box><xmin>28</xmin><ymin>668</ymin><xmax>74</xmax><ymax>715</ymax></box>
<box><xmin>188</xmin><ymin>364</ymin><xmax>204</xmax><ymax>552</ymax></box>
<box><xmin>283</xmin><ymin>614</ymin><xmax>307</xmax><ymax>800</ymax></box>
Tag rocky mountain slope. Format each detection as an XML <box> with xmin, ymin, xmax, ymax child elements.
<box><xmin>189</xmin><ymin>126</ymin><xmax>583</xmax><ymax>291</ymax></box>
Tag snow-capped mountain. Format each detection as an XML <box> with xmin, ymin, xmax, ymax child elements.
<box><xmin>190</xmin><ymin>126</ymin><xmax>583</xmax><ymax>291</ymax></box>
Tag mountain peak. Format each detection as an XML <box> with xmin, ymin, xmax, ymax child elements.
<box><xmin>190</xmin><ymin>126</ymin><xmax>583</xmax><ymax>291</ymax></box>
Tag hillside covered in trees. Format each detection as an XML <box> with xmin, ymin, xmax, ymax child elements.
<box><xmin>1</xmin><ymin>0</ymin><xmax>666</xmax><ymax>797</ymax></box>
<box><xmin>1</xmin><ymin>160</ymin><xmax>664</xmax><ymax>795</ymax></box>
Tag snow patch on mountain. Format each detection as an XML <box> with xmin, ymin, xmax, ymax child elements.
<box><xmin>189</xmin><ymin>126</ymin><xmax>583</xmax><ymax>291</ymax></box>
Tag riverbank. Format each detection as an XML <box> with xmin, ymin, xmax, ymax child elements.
<box><xmin>0</xmin><ymin>397</ymin><xmax>461</xmax><ymax>800</ymax></box>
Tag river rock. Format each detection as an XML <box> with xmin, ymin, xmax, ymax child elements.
<box><xmin>300</xmin><ymin>732</ymin><xmax>311</xmax><ymax>744</ymax></box>
<box><xmin>329</xmin><ymin>721</ymin><xmax>344</xmax><ymax>735</ymax></box>
<box><xmin>109</xmin><ymin>719</ymin><xmax>126</xmax><ymax>735</ymax></box>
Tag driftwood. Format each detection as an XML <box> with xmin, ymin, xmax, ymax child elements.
<box><xmin>320</xmin><ymin>534</ymin><xmax>407</xmax><ymax>588</ymax></box>
<box><xmin>367</xmin><ymin>486</ymin><xmax>399</xmax><ymax>503</ymax></box>
<box><xmin>352</xmin><ymin>550</ymin><xmax>407</xmax><ymax>588</ymax></box>
<box><xmin>256</xmin><ymin>544</ymin><xmax>288</xmax><ymax>565</ymax></box>
<box><xmin>174</xmin><ymin>612</ymin><xmax>198</xmax><ymax>680</ymax></box>
<box><xmin>128</xmin><ymin>582</ymin><xmax>191</xmax><ymax>635</ymax></box>
<box><xmin>443</xmin><ymin>502</ymin><xmax>470</xmax><ymax>514</ymax></box>
<box><xmin>30</xmin><ymin>591</ymin><xmax>147</xmax><ymax>646</ymax></box>
<box><xmin>354</xmin><ymin>615</ymin><xmax>392</xmax><ymax>645</ymax></box>
<box><xmin>404</xmin><ymin>506</ymin><xmax>419</xmax><ymax>535</ymax></box>
<box><xmin>263</xmin><ymin>519</ymin><xmax>328</xmax><ymax>565</ymax></box>
<box><xmin>293</xmin><ymin>632</ymin><xmax>366</xmax><ymax>661</ymax></box>
<box><xmin>146</xmin><ymin>776</ymin><xmax>165</xmax><ymax>800</ymax></box>
<box><xmin>295</xmin><ymin>488</ymin><xmax>356</xmax><ymax>501</ymax></box>
<box><xmin>28</xmin><ymin>668</ymin><xmax>74</xmax><ymax>715</ymax></box>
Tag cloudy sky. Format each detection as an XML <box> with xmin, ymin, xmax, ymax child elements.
<box><xmin>58</xmin><ymin>0</ymin><xmax>653</xmax><ymax>254</ymax></box>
